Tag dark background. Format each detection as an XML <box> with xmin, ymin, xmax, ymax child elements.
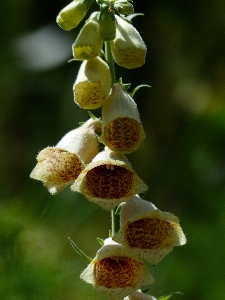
<box><xmin>1</xmin><ymin>0</ymin><xmax>225</xmax><ymax>299</ymax></box>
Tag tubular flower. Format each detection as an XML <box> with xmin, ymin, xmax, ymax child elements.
<box><xmin>124</xmin><ymin>289</ymin><xmax>157</xmax><ymax>300</ymax></box>
<box><xmin>71</xmin><ymin>147</ymin><xmax>148</xmax><ymax>210</ymax></box>
<box><xmin>56</xmin><ymin>0</ymin><xmax>94</xmax><ymax>31</ymax></box>
<box><xmin>113</xmin><ymin>195</ymin><xmax>186</xmax><ymax>265</ymax></box>
<box><xmin>100</xmin><ymin>83</ymin><xmax>146</xmax><ymax>154</ymax></box>
<box><xmin>110</xmin><ymin>15</ymin><xmax>147</xmax><ymax>69</ymax></box>
<box><xmin>98</xmin><ymin>3</ymin><xmax>116</xmax><ymax>41</ymax></box>
<box><xmin>73</xmin><ymin>56</ymin><xmax>112</xmax><ymax>109</ymax></box>
<box><xmin>72</xmin><ymin>13</ymin><xmax>103</xmax><ymax>60</ymax></box>
<box><xmin>80</xmin><ymin>238</ymin><xmax>154</xmax><ymax>300</ymax></box>
<box><xmin>30</xmin><ymin>118</ymin><xmax>100</xmax><ymax>195</ymax></box>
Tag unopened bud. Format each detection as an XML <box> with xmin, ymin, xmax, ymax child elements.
<box><xmin>56</xmin><ymin>0</ymin><xmax>94</xmax><ymax>31</ymax></box>
<box><xmin>99</xmin><ymin>4</ymin><xmax>116</xmax><ymax>41</ymax></box>
<box><xmin>114</xmin><ymin>0</ymin><xmax>134</xmax><ymax>15</ymax></box>
<box><xmin>73</xmin><ymin>57</ymin><xmax>112</xmax><ymax>109</ymax></box>
<box><xmin>111</xmin><ymin>15</ymin><xmax>147</xmax><ymax>69</ymax></box>
<box><xmin>72</xmin><ymin>15</ymin><xmax>103</xmax><ymax>60</ymax></box>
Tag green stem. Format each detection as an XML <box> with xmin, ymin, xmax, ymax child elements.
<box><xmin>105</xmin><ymin>41</ymin><xmax>116</xmax><ymax>236</ymax></box>
<box><xmin>105</xmin><ymin>41</ymin><xmax>116</xmax><ymax>84</ymax></box>
<box><xmin>111</xmin><ymin>208</ymin><xmax>116</xmax><ymax>237</ymax></box>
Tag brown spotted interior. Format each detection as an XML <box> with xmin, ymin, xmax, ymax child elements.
<box><xmin>95</xmin><ymin>256</ymin><xmax>140</xmax><ymax>288</ymax></box>
<box><xmin>104</xmin><ymin>117</ymin><xmax>142</xmax><ymax>152</ymax></box>
<box><xmin>45</xmin><ymin>149</ymin><xmax>82</xmax><ymax>183</ymax></box>
<box><xmin>125</xmin><ymin>218</ymin><xmax>174</xmax><ymax>249</ymax></box>
<box><xmin>85</xmin><ymin>165</ymin><xmax>133</xmax><ymax>199</ymax></box>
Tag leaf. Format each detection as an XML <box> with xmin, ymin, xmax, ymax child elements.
<box><xmin>131</xmin><ymin>84</ymin><xmax>151</xmax><ymax>97</ymax></box>
<box><xmin>68</xmin><ymin>237</ymin><xmax>93</xmax><ymax>262</ymax></box>
<box><xmin>97</xmin><ymin>238</ymin><xmax>105</xmax><ymax>246</ymax></box>
<box><xmin>159</xmin><ymin>292</ymin><xmax>182</xmax><ymax>300</ymax></box>
<box><xmin>126</xmin><ymin>13</ymin><xmax>144</xmax><ymax>21</ymax></box>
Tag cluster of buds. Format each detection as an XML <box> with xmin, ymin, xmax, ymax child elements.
<box><xmin>30</xmin><ymin>0</ymin><xmax>186</xmax><ymax>299</ymax></box>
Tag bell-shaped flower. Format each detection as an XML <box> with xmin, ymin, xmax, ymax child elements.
<box><xmin>124</xmin><ymin>289</ymin><xmax>157</xmax><ymax>300</ymax></box>
<box><xmin>71</xmin><ymin>147</ymin><xmax>148</xmax><ymax>210</ymax></box>
<box><xmin>72</xmin><ymin>13</ymin><xmax>103</xmax><ymax>60</ymax></box>
<box><xmin>30</xmin><ymin>118</ymin><xmax>100</xmax><ymax>194</ymax></box>
<box><xmin>113</xmin><ymin>195</ymin><xmax>186</xmax><ymax>265</ymax></box>
<box><xmin>100</xmin><ymin>83</ymin><xmax>146</xmax><ymax>154</ymax></box>
<box><xmin>73</xmin><ymin>56</ymin><xmax>112</xmax><ymax>109</ymax></box>
<box><xmin>110</xmin><ymin>15</ymin><xmax>147</xmax><ymax>69</ymax></box>
<box><xmin>98</xmin><ymin>3</ymin><xmax>116</xmax><ymax>41</ymax></box>
<box><xmin>80</xmin><ymin>238</ymin><xmax>154</xmax><ymax>300</ymax></box>
<box><xmin>56</xmin><ymin>0</ymin><xmax>94</xmax><ymax>31</ymax></box>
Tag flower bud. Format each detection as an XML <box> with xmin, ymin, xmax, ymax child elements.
<box><xmin>30</xmin><ymin>118</ymin><xmax>100</xmax><ymax>194</ymax></box>
<box><xmin>73</xmin><ymin>57</ymin><xmax>112</xmax><ymax>109</ymax></box>
<box><xmin>111</xmin><ymin>15</ymin><xmax>147</xmax><ymax>69</ymax></box>
<box><xmin>114</xmin><ymin>0</ymin><xmax>134</xmax><ymax>15</ymax></box>
<box><xmin>100</xmin><ymin>83</ymin><xmax>146</xmax><ymax>154</ymax></box>
<box><xmin>72</xmin><ymin>15</ymin><xmax>103</xmax><ymax>60</ymax></box>
<box><xmin>113</xmin><ymin>195</ymin><xmax>186</xmax><ymax>265</ymax></box>
<box><xmin>124</xmin><ymin>290</ymin><xmax>157</xmax><ymax>300</ymax></box>
<box><xmin>56</xmin><ymin>0</ymin><xmax>94</xmax><ymax>31</ymax></box>
<box><xmin>99</xmin><ymin>4</ymin><xmax>116</xmax><ymax>41</ymax></box>
<box><xmin>80</xmin><ymin>238</ymin><xmax>154</xmax><ymax>300</ymax></box>
<box><xmin>71</xmin><ymin>147</ymin><xmax>148</xmax><ymax>210</ymax></box>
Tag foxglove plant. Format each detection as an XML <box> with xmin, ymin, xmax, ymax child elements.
<box><xmin>30</xmin><ymin>0</ymin><xmax>186</xmax><ymax>299</ymax></box>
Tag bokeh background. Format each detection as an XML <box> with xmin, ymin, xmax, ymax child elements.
<box><xmin>1</xmin><ymin>0</ymin><xmax>225</xmax><ymax>299</ymax></box>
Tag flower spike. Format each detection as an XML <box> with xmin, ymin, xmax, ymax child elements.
<box><xmin>100</xmin><ymin>83</ymin><xmax>146</xmax><ymax>154</ymax></box>
<box><xmin>80</xmin><ymin>238</ymin><xmax>154</xmax><ymax>300</ymax></box>
<box><xmin>71</xmin><ymin>147</ymin><xmax>148</xmax><ymax>210</ymax></box>
<box><xmin>30</xmin><ymin>118</ymin><xmax>100</xmax><ymax>194</ymax></box>
<box><xmin>113</xmin><ymin>195</ymin><xmax>186</xmax><ymax>265</ymax></box>
<box><xmin>73</xmin><ymin>56</ymin><xmax>112</xmax><ymax>109</ymax></box>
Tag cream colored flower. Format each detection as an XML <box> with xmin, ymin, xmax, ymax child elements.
<box><xmin>100</xmin><ymin>83</ymin><xmax>146</xmax><ymax>154</ymax></box>
<box><xmin>72</xmin><ymin>14</ymin><xmax>103</xmax><ymax>60</ymax></box>
<box><xmin>110</xmin><ymin>15</ymin><xmax>147</xmax><ymax>69</ymax></box>
<box><xmin>73</xmin><ymin>56</ymin><xmax>112</xmax><ymax>109</ymax></box>
<box><xmin>71</xmin><ymin>147</ymin><xmax>148</xmax><ymax>210</ymax></box>
<box><xmin>113</xmin><ymin>195</ymin><xmax>186</xmax><ymax>265</ymax></box>
<box><xmin>80</xmin><ymin>238</ymin><xmax>154</xmax><ymax>300</ymax></box>
<box><xmin>30</xmin><ymin>118</ymin><xmax>100</xmax><ymax>194</ymax></box>
<box><xmin>124</xmin><ymin>289</ymin><xmax>157</xmax><ymax>300</ymax></box>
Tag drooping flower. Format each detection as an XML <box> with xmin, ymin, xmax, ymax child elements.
<box><xmin>56</xmin><ymin>0</ymin><xmax>94</xmax><ymax>31</ymax></box>
<box><xmin>113</xmin><ymin>195</ymin><xmax>186</xmax><ymax>265</ymax></box>
<box><xmin>72</xmin><ymin>12</ymin><xmax>103</xmax><ymax>60</ymax></box>
<box><xmin>73</xmin><ymin>56</ymin><xmax>112</xmax><ymax>109</ymax></box>
<box><xmin>110</xmin><ymin>15</ymin><xmax>147</xmax><ymax>69</ymax></box>
<box><xmin>80</xmin><ymin>238</ymin><xmax>154</xmax><ymax>300</ymax></box>
<box><xmin>71</xmin><ymin>147</ymin><xmax>148</xmax><ymax>210</ymax></box>
<box><xmin>124</xmin><ymin>289</ymin><xmax>157</xmax><ymax>300</ymax></box>
<box><xmin>30</xmin><ymin>118</ymin><xmax>100</xmax><ymax>194</ymax></box>
<box><xmin>100</xmin><ymin>83</ymin><xmax>146</xmax><ymax>154</ymax></box>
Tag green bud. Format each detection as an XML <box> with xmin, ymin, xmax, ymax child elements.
<box><xmin>56</xmin><ymin>0</ymin><xmax>94</xmax><ymax>31</ymax></box>
<box><xmin>99</xmin><ymin>4</ymin><xmax>116</xmax><ymax>41</ymax></box>
<box><xmin>72</xmin><ymin>16</ymin><xmax>103</xmax><ymax>60</ymax></box>
<box><xmin>114</xmin><ymin>0</ymin><xmax>134</xmax><ymax>15</ymax></box>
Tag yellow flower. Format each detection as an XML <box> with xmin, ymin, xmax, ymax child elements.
<box><xmin>80</xmin><ymin>238</ymin><xmax>154</xmax><ymax>300</ymax></box>
<box><xmin>110</xmin><ymin>15</ymin><xmax>147</xmax><ymax>69</ymax></box>
<box><xmin>56</xmin><ymin>0</ymin><xmax>94</xmax><ymax>31</ymax></box>
<box><xmin>124</xmin><ymin>290</ymin><xmax>157</xmax><ymax>300</ymax></box>
<box><xmin>71</xmin><ymin>147</ymin><xmax>148</xmax><ymax>210</ymax></box>
<box><xmin>73</xmin><ymin>56</ymin><xmax>112</xmax><ymax>109</ymax></box>
<box><xmin>113</xmin><ymin>195</ymin><xmax>186</xmax><ymax>265</ymax></box>
<box><xmin>30</xmin><ymin>118</ymin><xmax>100</xmax><ymax>194</ymax></box>
<box><xmin>100</xmin><ymin>83</ymin><xmax>146</xmax><ymax>154</ymax></box>
<box><xmin>72</xmin><ymin>13</ymin><xmax>103</xmax><ymax>60</ymax></box>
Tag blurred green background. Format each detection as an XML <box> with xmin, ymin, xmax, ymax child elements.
<box><xmin>1</xmin><ymin>0</ymin><xmax>225</xmax><ymax>299</ymax></box>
